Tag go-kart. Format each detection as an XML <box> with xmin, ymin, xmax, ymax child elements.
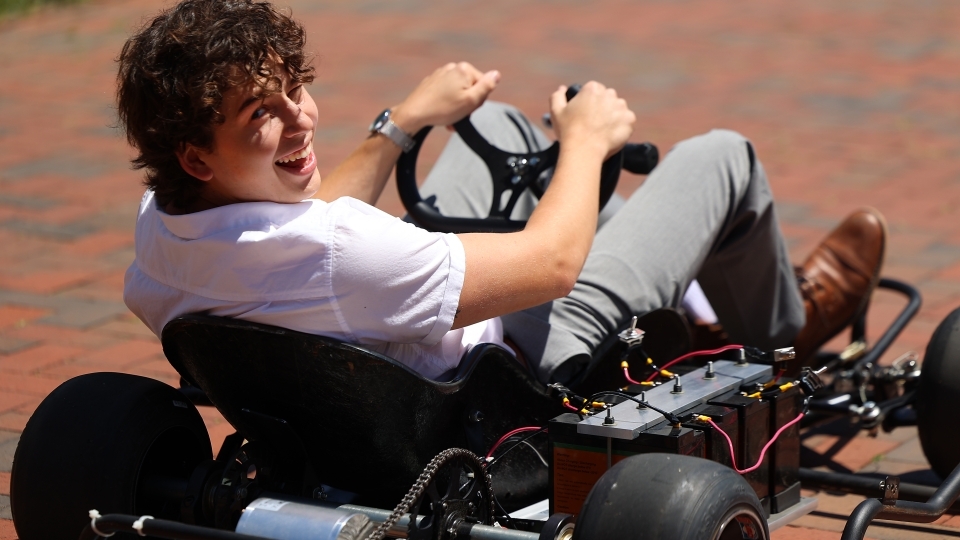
<box><xmin>9</xmin><ymin>88</ymin><xmax>960</xmax><ymax>540</ymax></box>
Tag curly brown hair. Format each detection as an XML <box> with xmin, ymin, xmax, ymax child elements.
<box><xmin>116</xmin><ymin>0</ymin><xmax>315</xmax><ymax>210</ymax></box>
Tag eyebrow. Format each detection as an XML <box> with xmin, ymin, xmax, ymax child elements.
<box><xmin>237</xmin><ymin>93</ymin><xmax>263</xmax><ymax>116</ymax></box>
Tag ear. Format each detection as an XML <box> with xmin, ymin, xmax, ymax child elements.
<box><xmin>176</xmin><ymin>144</ymin><xmax>215</xmax><ymax>182</ymax></box>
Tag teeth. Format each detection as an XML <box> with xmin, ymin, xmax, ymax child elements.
<box><xmin>276</xmin><ymin>143</ymin><xmax>312</xmax><ymax>164</ymax></box>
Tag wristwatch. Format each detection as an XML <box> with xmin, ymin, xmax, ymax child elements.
<box><xmin>369</xmin><ymin>108</ymin><xmax>416</xmax><ymax>153</ymax></box>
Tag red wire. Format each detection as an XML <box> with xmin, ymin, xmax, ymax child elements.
<box><xmin>623</xmin><ymin>367</ymin><xmax>644</xmax><ymax>385</ymax></box>
<box><xmin>485</xmin><ymin>426</ymin><xmax>544</xmax><ymax>459</ymax></box>
<box><xmin>707</xmin><ymin>412</ymin><xmax>804</xmax><ymax>474</ymax></box>
<box><xmin>644</xmin><ymin>344</ymin><xmax>745</xmax><ymax>382</ymax></box>
<box><xmin>563</xmin><ymin>401</ymin><xmax>581</xmax><ymax>412</ymax></box>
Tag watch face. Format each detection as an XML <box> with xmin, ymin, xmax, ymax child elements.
<box><xmin>369</xmin><ymin>109</ymin><xmax>390</xmax><ymax>132</ymax></box>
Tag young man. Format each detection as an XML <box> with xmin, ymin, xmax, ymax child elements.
<box><xmin>118</xmin><ymin>0</ymin><xmax>885</xmax><ymax>383</ymax></box>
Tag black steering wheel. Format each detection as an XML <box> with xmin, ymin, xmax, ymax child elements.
<box><xmin>397</xmin><ymin>86</ymin><xmax>658</xmax><ymax>234</ymax></box>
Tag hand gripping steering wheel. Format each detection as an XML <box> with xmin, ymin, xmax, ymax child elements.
<box><xmin>396</xmin><ymin>85</ymin><xmax>659</xmax><ymax>234</ymax></box>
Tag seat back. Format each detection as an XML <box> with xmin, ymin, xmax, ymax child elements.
<box><xmin>161</xmin><ymin>315</ymin><xmax>559</xmax><ymax>507</ymax></box>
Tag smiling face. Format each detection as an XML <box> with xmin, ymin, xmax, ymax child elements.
<box><xmin>176</xmin><ymin>63</ymin><xmax>322</xmax><ymax>209</ymax></box>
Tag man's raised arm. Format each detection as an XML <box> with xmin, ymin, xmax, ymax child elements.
<box><xmin>313</xmin><ymin>62</ymin><xmax>501</xmax><ymax>204</ymax></box>
<box><xmin>453</xmin><ymin>82</ymin><xmax>636</xmax><ymax>329</ymax></box>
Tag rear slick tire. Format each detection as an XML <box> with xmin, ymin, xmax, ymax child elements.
<box><xmin>573</xmin><ymin>453</ymin><xmax>769</xmax><ymax>540</ymax></box>
<box><xmin>917</xmin><ymin>306</ymin><xmax>960</xmax><ymax>479</ymax></box>
<box><xmin>11</xmin><ymin>372</ymin><xmax>211</xmax><ymax>540</ymax></box>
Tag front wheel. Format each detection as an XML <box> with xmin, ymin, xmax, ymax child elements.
<box><xmin>573</xmin><ymin>454</ymin><xmax>768</xmax><ymax>540</ymax></box>
<box><xmin>917</xmin><ymin>306</ymin><xmax>960</xmax><ymax>479</ymax></box>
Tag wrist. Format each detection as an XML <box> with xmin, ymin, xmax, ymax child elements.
<box><xmin>369</xmin><ymin>108</ymin><xmax>417</xmax><ymax>153</ymax></box>
<box><xmin>559</xmin><ymin>131</ymin><xmax>609</xmax><ymax>161</ymax></box>
<box><xmin>389</xmin><ymin>104</ymin><xmax>424</xmax><ymax>135</ymax></box>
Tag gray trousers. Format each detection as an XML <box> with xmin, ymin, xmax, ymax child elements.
<box><xmin>420</xmin><ymin>102</ymin><xmax>805</xmax><ymax>383</ymax></box>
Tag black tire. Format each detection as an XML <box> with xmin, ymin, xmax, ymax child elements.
<box><xmin>917</xmin><ymin>306</ymin><xmax>960</xmax><ymax>479</ymax></box>
<box><xmin>11</xmin><ymin>372</ymin><xmax>212</xmax><ymax>540</ymax></box>
<box><xmin>572</xmin><ymin>454</ymin><xmax>769</xmax><ymax>540</ymax></box>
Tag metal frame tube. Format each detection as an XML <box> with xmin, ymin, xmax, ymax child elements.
<box><xmin>79</xmin><ymin>514</ymin><xmax>272</xmax><ymax>540</ymax></box>
<box><xmin>340</xmin><ymin>505</ymin><xmax>539</xmax><ymax>540</ymax></box>
<box><xmin>841</xmin><ymin>461</ymin><xmax>960</xmax><ymax>540</ymax></box>
<box><xmin>852</xmin><ymin>279</ymin><xmax>922</xmax><ymax>371</ymax></box>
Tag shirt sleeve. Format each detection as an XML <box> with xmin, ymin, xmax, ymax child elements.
<box><xmin>328</xmin><ymin>199</ymin><xmax>466</xmax><ymax>346</ymax></box>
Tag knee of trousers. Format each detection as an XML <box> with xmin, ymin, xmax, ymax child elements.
<box><xmin>672</xmin><ymin>128</ymin><xmax>757</xmax><ymax>191</ymax></box>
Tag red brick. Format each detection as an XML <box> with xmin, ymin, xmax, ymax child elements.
<box><xmin>0</xmin><ymin>471</ymin><xmax>9</xmax><ymax>496</ymax></box>
<box><xmin>70</xmin><ymin>339</ymin><xmax>163</xmax><ymax>370</ymax></box>
<box><xmin>0</xmin><ymin>270</ymin><xmax>99</xmax><ymax>295</ymax></box>
<box><xmin>0</xmin><ymin>392</ymin><xmax>34</xmax><ymax>415</ymax></box>
<box><xmin>941</xmin><ymin>514</ymin><xmax>960</xmax><ymax>529</ymax></box>
<box><xmin>36</xmin><ymin>362</ymin><xmax>108</xmax><ymax>381</ymax></box>
<box><xmin>122</xmin><ymin>366</ymin><xmax>179</xmax><ymax>389</ymax></box>
<box><xmin>0</xmin><ymin>411</ymin><xmax>30</xmax><ymax>432</ymax></box>
<box><xmin>0</xmin><ymin>373</ymin><xmax>60</xmax><ymax>396</ymax></box>
<box><xmin>92</xmin><ymin>316</ymin><xmax>158</xmax><ymax>341</ymax></box>
<box><xmin>0</xmin><ymin>305</ymin><xmax>49</xmax><ymax>328</ymax></box>
<box><xmin>773</xmin><ymin>525</ymin><xmax>877</xmax><ymax>540</ymax></box>
<box><xmin>0</xmin><ymin>518</ymin><xmax>17</xmax><ymax>540</ymax></box>
<box><xmin>811</xmin><ymin>435</ymin><xmax>902</xmax><ymax>473</ymax></box>
<box><xmin>0</xmin><ymin>344</ymin><xmax>86</xmax><ymax>375</ymax></box>
<box><xmin>63</xmin><ymin>230</ymin><xmax>134</xmax><ymax>256</ymax></box>
<box><xmin>127</xmin><ymin>358</ymin><xmax>180</xmax><ymax>380</ymax></box>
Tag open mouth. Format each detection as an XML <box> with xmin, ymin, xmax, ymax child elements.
<box><xmin>275</xmin><ymin>143</ymin><xmax>314</xmax><ymax>169</ymax></box>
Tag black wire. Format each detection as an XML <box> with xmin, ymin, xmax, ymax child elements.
<box><xmin>493</xmin><ymin>496</ymin><xmax>518</xmax><ymax>529</ymax></box>
<box><xmin>485</xmin><ymin>427</ymin><xmax>548</xmax><ymax>529</ymax></box>
<box><xmin>485</xmin><ymin>428</ymin><xmax>547</xmax><ymax>471</ymax></box>
<box><xmin>588</xmin><ymin>390</ymin><xmax>680</xmax><ymax>424</ymax></box>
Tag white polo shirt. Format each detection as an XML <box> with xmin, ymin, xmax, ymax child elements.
<box><xmin>124</xmin><ymin>190</ymin><xmax>509</xmax><ymax>380</ymax></box>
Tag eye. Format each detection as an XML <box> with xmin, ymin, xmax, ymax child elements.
<box><xmin>251</xmin><ymin>105</ymin><xmax>268</xmax><ymax>120</ymax></box>
<box><xmin>288</xmin><ymin>85</ymin><xmax>304</xmax><ymax>104</ymax></box>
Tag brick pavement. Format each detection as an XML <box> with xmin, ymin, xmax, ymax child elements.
<box><xmin>2</xmin><ymin>0</ymin><xmax>960</xmax><ymax>538</ymax></box>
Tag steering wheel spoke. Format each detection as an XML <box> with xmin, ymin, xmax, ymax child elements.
<box><xmin>396</xmin><ymin>104</ymin><xmax>647</xmax><ymax>234</ymax></box>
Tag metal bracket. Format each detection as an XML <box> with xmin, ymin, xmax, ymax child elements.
<box><xmin>881</xmin><ymin>476</ymin><xmax>900</xmax><ymax>505</ymax></box>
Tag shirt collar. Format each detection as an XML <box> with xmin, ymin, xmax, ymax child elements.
<box><xmin>144</xmin><ymin>191</ymin><xmax>320</xmax><ymax>240</ymax></box>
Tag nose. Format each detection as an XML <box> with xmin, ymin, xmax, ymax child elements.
<box><xmin>280</xmin><ymin>96</ymin><xmax>311</xmax><ymax>138</ymax></box>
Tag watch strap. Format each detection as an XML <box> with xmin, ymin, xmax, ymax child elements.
<box><xmin>378</xmin><ymin>117</ymin><xmax>416</xmax><ymax>153</ymax></box>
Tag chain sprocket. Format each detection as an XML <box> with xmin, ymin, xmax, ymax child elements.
<box><xmin>365</xmin><ymin>448</ymin><xmax>494</xmax><ymax>540</ymax></box>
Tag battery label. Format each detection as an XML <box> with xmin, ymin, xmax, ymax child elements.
<box><xmin>552</xmin><ymin>444</ymin><xmax>627</xmax><ymax>515</ymax></box>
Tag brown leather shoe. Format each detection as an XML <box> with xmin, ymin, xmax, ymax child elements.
<box><xmin>791</xmin><ymin>208</ymin><xmax>887</xmax><ymax>371</ymax></box>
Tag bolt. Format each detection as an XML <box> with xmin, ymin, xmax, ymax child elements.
<box><xmin>672</xmin><ymin>375</ymin><xmax>683</xmax><ymax>394</ymax></box>
<box><xmin>736</xmin><ymin>348</ymin><xmax>748</xmax><ymax>366</ymax></box>
<box><xmin>705</xmin><ymin>361</ymin><xmax>716</xmax><ymax>379</ymax></box>
<box><xmin>603</xmin><ymin>408</ymin><xmax>616</xmax><ymax>425</ymax></box>
<box><xmin>636</xmin><ymin>391</ymin><xmax>647</xmax><ymax>409</ymax></box>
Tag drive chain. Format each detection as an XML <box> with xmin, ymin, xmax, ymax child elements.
<box><xmin>365</xmin><ymin>448</ymin><xmax>494</xmax><ymax>540</ymax></box>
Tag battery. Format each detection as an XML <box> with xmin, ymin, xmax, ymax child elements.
<box><xmin>682</xmin><ymin>404</ymin><xmax>739</xmax><ymax>470</ymax></box>
<box><xmin>709</xmin><ymin>394</ymin><xmax>771</xmax><ymax>516</ymax></box>
<box><xmin>766</xmin><ymin>385</ymin><xmax>802</xmax><ymax>513</ymax></box>
<box><xmin>548</xmin><ymin>413</ymin><xmax>705</xmax><ymax>515</ymax></box>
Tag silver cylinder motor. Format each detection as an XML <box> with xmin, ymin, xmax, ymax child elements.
<box><xmin>235</xmin><ymin>498</ymin><xmax>375</xmax><ymax>540</ymax></box>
